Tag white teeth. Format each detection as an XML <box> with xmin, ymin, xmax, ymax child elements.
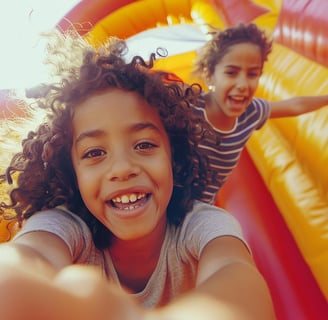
<box><xmin>129</xmin><ymin>194</ymin><xmax>137</xmax><ymax>202</ymax></box>
<box><xmin>112</xmin><ymin>193</ymin><xmax>145</xmax><ymax>204</ymax></box>
<box><xmin>122</xmin><ymin>205</ymin><xmax>138</xmax><ymax>210</ymax></box>
<box><xmin>121</xmin><ymin>195</ymin><xmax>129</xmax><ymax>203</ymax></box>
<box><xmin>231</xmin><ymin>96</ymin><xmax>246</xmax><ymax>101</ymax></box>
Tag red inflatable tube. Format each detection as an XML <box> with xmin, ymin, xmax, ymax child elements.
<box><xmin>217</xmin><ymin>149</ymin><xmax>328</xmax><ymax>320</ymax></box>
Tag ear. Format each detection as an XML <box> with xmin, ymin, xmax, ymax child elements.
<box><xmin>202</xmin><ymin>67</ymin><xmax>212</xmax><ymax>86</ymax></box>
<box><xmin>203</xmin><ymin>67</ymin><xmax>209</xmax><ymax>79</ymax></box>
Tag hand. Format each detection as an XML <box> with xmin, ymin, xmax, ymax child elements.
<box><xmin>0</xmin><ymin>264</ymin><xmax>143</xmax><ymax>320</ymax></box>
<box><xmin>54</xmin><ymin>265</ymin><xmax>143</xmax><ymax>320</ymax></box>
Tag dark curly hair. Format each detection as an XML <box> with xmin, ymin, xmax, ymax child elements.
<box><xmin>192</xmin><ymin>23</ymin><xmax>272</xmax><ymax>79</ymax></box>
<box><xmin>0</xmin><ymin>29</ymin><xmax>215</xmax><ymax>249</ymax></box>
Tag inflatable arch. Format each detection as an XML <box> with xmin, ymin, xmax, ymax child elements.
<box><xmin>1</xmin><ymin>0</ymin><xmax>328</xmax><ymax>318</ymax></box>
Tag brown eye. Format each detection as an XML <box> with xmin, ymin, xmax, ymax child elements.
<box><xmin>225</xmin><ymin>71</ymin><xmax>237</xmax><ymax>76</ymax></box>
<box><xmin>83</xmin><ymin>149</ymin><xmax>105</xmax><ymax>159</ymax></box>
<box><xmin>136</xmin><ymin>142</ymin><xmax>157</xmax><ymax>151</ymax></box>
<box><xmin>248</xmin><ymin>72</ymin><xmax>261</xmax><ymax>78</ymax></box>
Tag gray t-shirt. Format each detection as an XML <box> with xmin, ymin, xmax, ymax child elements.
<box><xmin>14</xmin><ymin>200</ymin><xmax>248</xmax><ymax>307</ymax></box>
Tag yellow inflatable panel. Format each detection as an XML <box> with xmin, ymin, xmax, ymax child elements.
<box><xmin>86</xmin><ymin>0</ymin><xmax>224</xmax><ymax>46</ymax></box>
<box><xmin>249</xmin><ymin>41</ymin><xmax>328</xmax><ymax>299</ymax></box>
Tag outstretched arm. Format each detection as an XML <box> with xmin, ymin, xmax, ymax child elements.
<box><xmin>0</xmin><ymin>256</ymin><xmax>142</xmax><ymax>320</ymax></box>
<box><xmin>0</xmin><ymin>232</ymin><xmax>142</xmax><ymax>320</ymax></box>
<box><xmin>270</xmin><ymin>94</ymin><xmax>328</xmax><ymax>118</ymax></box>
<box><xmin>147</xmin><ymin>236</ymin><xmax>275</xmax><ymax>320</ymax></box>
<box><xmin>0</xmin><ymin>234</ymin><xmax>275</xmax><ymax>319</ymax></box>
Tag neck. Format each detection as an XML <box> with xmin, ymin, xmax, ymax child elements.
<box><xmin>205</xmin><ymin>93</ymin><xmax>236</xmax><ymax>131</ymax></box>
<box><xmin>109</xmin><ymin>220</ymin><xmax>166</xmax><ymax>267</ymax></box>
<box><xmin>109</xmin><ymin>225</ymin><xmax>167</xmax><ymax>293</ymax></box>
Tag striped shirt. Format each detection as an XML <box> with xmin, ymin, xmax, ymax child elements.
<box><xmin>192</xmin><ymin>96</ymin><xmax>271</xmax><ymax>204</ymax></box>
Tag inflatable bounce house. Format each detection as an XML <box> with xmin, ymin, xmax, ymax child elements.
<box><xmin>1</xmin><ymin>0</ymin><xmax>328</xmax><ymax>318</ymax></box>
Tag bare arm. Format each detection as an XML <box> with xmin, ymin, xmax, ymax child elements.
<box><xmin>4</xmin><ymin>231</ymin><xmax>73</xmax><ymax>272</ymax></box>
<box><xmin>0</xmin><ymin>250</ymin><xmax>141</xmax><ymax>320</ymax></box>
<box><xmin>0</xmin><ymin>230</ymin><xmax>145</xmax><ymax>320</ymax></box>
<box><xmin>0</xmin><ymin>232</ymin><xmax>75</xmax><ymax>319</ymax></box>
<box><xmin>270</xmin><ymin>95</ymin><xmax>328</xmax><ymax>118</ymax></box>
<box><xmin>147</xmin><ymin>236</ymin><xmax>276</xmax><ymax>320</ymax></box>
<box><xmin>0</xmin><ymin>234</ymin><xmax>275</xmax><ymax>319</ymax></box>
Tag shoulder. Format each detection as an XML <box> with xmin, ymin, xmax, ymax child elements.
<box><xmin>16</xmin><ymin>206</ymin><xmax>90</xmax><ymax>236</ymax></box>
<box><xmin>250</xmin><ymin>98</ymin><xmax>270</xmax><ymax>112</ymax></box>
<box><xmin>239</xmin><ymin>98</ymin><xmax>270</xmax><ymax>128</ymax></box>
<box><xmin>178</xmin><ymin>201</ymin><xmax>248</xmax><ymax>255</ymax></box>
<box><xmin>14</xmin><ymin>206</ymin><xmax>95</xmax><ymax>262</ymax></box>
<box><xmin>185</xmin><ymin>201</ymin><xmax>242</xmax><ymax>231</ymax></box>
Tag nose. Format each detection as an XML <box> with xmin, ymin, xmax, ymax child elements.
<box><xmin>236</xmin><ymin>74</ymin><xmax>248</xmax><ymax>90</ymax></box>
<box><xmin>106</xmin><ymin>150</ymin><xmax>140</xmax><ymax>182</ymax></box>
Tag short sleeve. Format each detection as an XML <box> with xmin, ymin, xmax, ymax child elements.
<box><xmin>252</xmin><ymin>98</ymin><xmax>271</xmax><ymax>130</ymax></box>
<box><xmin>180</xmin><ymin>201</ymin><xmax>250</xmax><ymax>259</ymax></box>
<box><xmin>13</xmin><ymin>207</ymin><xmax>95</xmax><ymax>263</ymax></box>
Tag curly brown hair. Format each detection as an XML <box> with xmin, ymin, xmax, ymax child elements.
<box><xmin>0</xmin><ymin>29</ymin><xmax>215</xmax><ymax>249</ymax></box>
<box><xmin>193</xmin><ymin>23</ymin><xmax>272</xmax><ymax>79</ymax></box>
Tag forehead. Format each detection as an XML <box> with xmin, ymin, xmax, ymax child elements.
<box><xmin>220</xmin><ymin>43</ymin><xmax>263</xmax><ymax>66</ymax></box>
<box><xmin>71</xmin><ymin>89</ymin><xmax>167</xmax><ymax>138</ymax></box>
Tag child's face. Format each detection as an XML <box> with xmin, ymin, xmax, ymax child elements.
<box><xmin>208</xmin><ymin>43</ymin><xmax>263</xmax><ymax>118</ymax></box>
<box><xmin>71</xmin><ymin>89</ymin><xmax>173</xmax><ymax>241</ymax></box>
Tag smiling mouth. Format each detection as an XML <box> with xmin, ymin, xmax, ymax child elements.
<box><xmin>109</xmin><ymin>192</ymin><xmax>150</xmax><ymax>210</ymax></box>
<box><xmin>229</xmin><ymin>95</ymin><xmax>247</xmax><ymax>103</ymax></box>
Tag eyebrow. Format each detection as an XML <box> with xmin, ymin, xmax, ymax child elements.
<box><xmin>225</xmin><ymin>64</ymin><xmax>262</xmax><ymax>70</ymax></box>
<box><xmin>74</xmin><ymin>121</ymin><xmax>162</xmax><ymax>145</ymax></box>
<box><xmin>75</xmin><ymin>129</ymin><xmax>105</xmax><ymax>145</ymax></box>
<box><xmin>132</xmin><ymin>121</ymin><xmax>161</xmax><ymax>133</ymax></box>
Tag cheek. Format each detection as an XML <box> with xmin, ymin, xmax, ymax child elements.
<box><xmin>72</xmin><ymin>154</ymin><xmax>97</xmax><ymax>188</ymax></box>
<box><xmin>251</xmin><ymin>78</ymin><xmax>260</xmax><ymax>90</ymax></box>
<box><xmin>157</xmin><ymin>153</ymin><xmax>174</xmax><ymax>193</ymax></box>
<box><xmin>74</xmin><ymin>167</ymin><xmax>97</xmax><ymax>199</ymax></box>
<box><xmin>74</xmin><ymin>171</ymin><xmax>87</xmax><ymax>199</ymax></box>
<box><xmin>75</xmin><ymin>172</ymin><xmax>101</xmax><ymax>215</ymax></box>
<box><xmin>215</xmin><ymin>77</ymin><xmax>231</xmax><ymax>92</ymax></box>
<box><xmin>163</xmin><ymin>164</ymin><xmax>174</xmax><ymax>190</ymax></box>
